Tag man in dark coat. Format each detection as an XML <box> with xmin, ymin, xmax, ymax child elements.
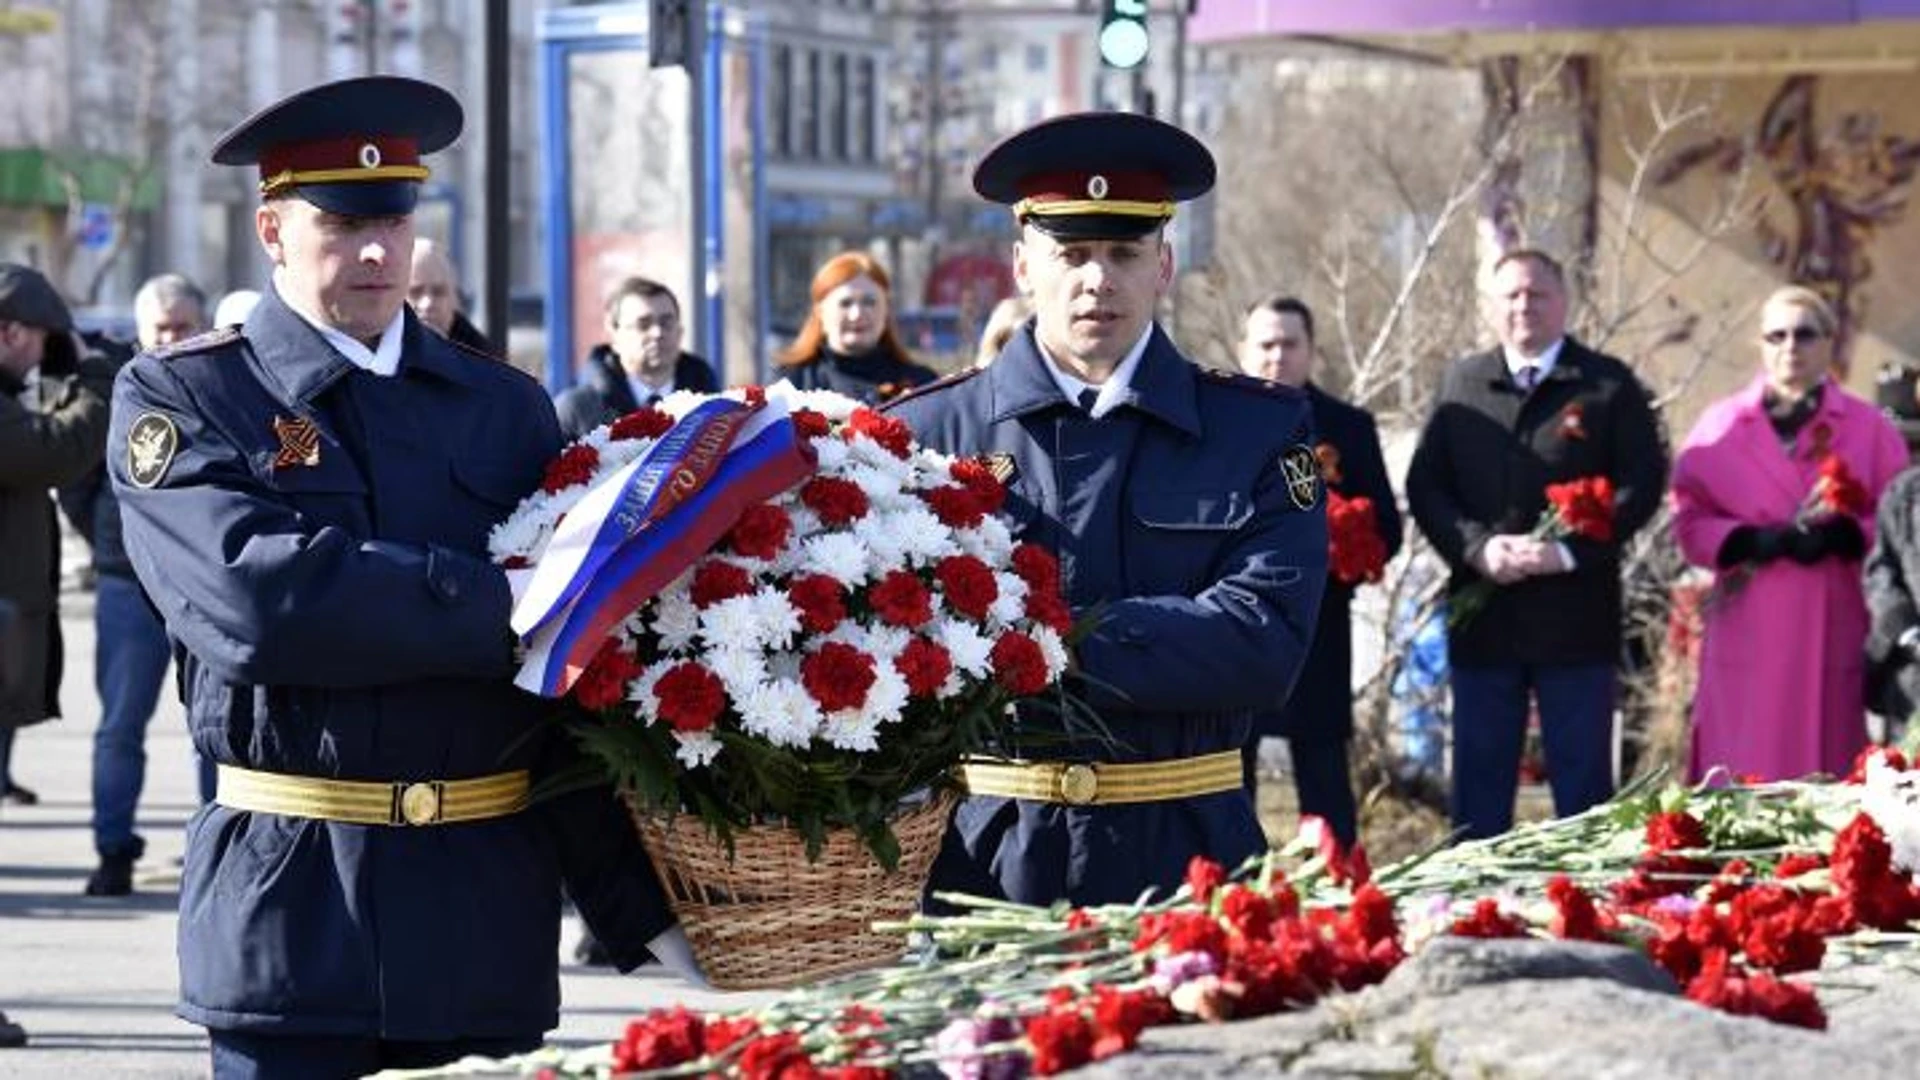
<box><xmin>106</xmin><ymin>77</ymin><xmax>683</xmax><ymax>1078</ymax></box>
<box><xmin>554</xmin><ymin>276</ymin><xmax>717</xmax><ymax>439</ymax></box>
<box><xmin>0</xmin><ymin>264</ymin><xmax>114</xmax><ymax>807</ymax></box>
<box><xmin>1237</xmin><ymin>296</ymin><xmax>1401</xmax><ymax>848</ymax></box>
<box><xmin>1407</xmin><ymin>249</ymin><xmax>1667</xmax><ymax>839</ymax></box>
<box><xmin>408</xmin><ymin>238</ymin><xmax>498</xmax><ymax>356</ymax></box>
<box><xmin>887</xmin><ymin>112</ymin><xmax>1328</xmax><ymax>908</ymax></box>
<box><xmin>1865</xmin><ymin>465</ymin><xmax>1920</xmax><ymax>739</ymax></box>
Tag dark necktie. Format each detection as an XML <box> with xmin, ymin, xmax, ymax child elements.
<box><xmin>1517</xmin><ymin>364</ymin><xmax>1540</xmax><ymax>393</ymax></box>
<box><xmin>1077</xmin><ymin>388</ymin><xmax>1099</xmax><ymax>415</ymax></box>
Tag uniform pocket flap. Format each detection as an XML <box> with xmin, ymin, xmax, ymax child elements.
<box><xmin>1132</xmin><ymin>489</ymin><xmax>1253</xmax><ymax>531</ymax></box>
<box><xmin>451</xmin><ymin>458</ymin><xmax>535</xmax><ymax>509</ymax></box>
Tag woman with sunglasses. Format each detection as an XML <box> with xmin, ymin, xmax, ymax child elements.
<box><xmin>1671</xmin><ymin>285</ymin><xmax>1907</xmax><ymax>782</ymax></box>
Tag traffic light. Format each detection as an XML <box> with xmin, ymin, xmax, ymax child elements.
<box><xmin>1098</xmin><ymin>0</ymin><xmax>1149</xmax><ymax>71</ymax></box>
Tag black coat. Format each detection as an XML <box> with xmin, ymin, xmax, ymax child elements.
<box><xmin>1866</xmin><ymin>466</ymin><xmax>1920</xmax><ymax>721</ymax></box>
<box><xmin>1254</xmin><ymin>383</ymin><xmax>1401</xmax><ymax>742</ymax></box>
<box><xmin>779</xmin><ymin>346</ymin><xmax>936</xmax><ymax>405</ymax></box>
<box><xmin>1407</xmin><ymin>340</ymin><xmax>1668</xmax><ymax>666</ymax></box>
<box><xmin>107</xmin><ymin>291</ymin><xmax>672</xmax><ymax>1038</ymax></box>
<box><xmin>553</xmin><ymin>344</ymin><xmax>720</xmax><ymax>440</ymax></box>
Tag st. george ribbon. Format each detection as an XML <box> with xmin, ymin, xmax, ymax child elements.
<box><xmin>511</xmin><ymin>389</ymin><xmax>818</xmax><ymax>696</ymax></box>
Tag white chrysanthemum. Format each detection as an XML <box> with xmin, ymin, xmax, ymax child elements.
<box><xmin>834</xmin><ymin>621</ymin><xmax>910</xmax><ymax>662</ymax></box>
<box><xmin>799</xmin><ymin>532</ymin><xmax>870</xmax><ymax>587</ymax></box>
<box><xmin>811</xmin><ymin>437</ymin><xmax>851</xmax><ymax>474</ymax></box>
<box><xmin>1863</xmin><ymin>753</ymin><xmax>1920</xmax><ymax>873</ymax></box>
<box><xmin>736</xmin><ymin>677</ymin><xmax>822</xmax><ymax>748</ymax></box>
<box><xmin>890</xmin><ymin>504</ymin><xmax>961</xmax><ymax>566</ymax></box>
<box><xmin>672</xmin><ymin>730</ymin><xmax>724</xmax><ymax>769</ymax></box>
<box><xmin>786</xmin><ymin>387</ymin><xmax>858</xmax><ymax>422</ymax></box>
<box><xmin>862</xmin><ymin>661</ymin><xmax>911</xmax><ymax>726</ymax></box>
<box><xmin>707</xmin><ymin>645</ymin><xmax>768</xmax><ymax>701</ymax></box>
<box><xmin>628</xmin><ymin>662</ymin><xmax>671</xmax><ymax>724</ymax></box>
<box><xmin>845</xmin><ymin>462</ymin><xmax>913</xmax><ymax>511</ymax></box>
<box><xmin>821</xmin><ymin>709</ymin><xmax>882</xmax><ymax>753</ymax></box>
<box><xmin>955</xmin><ymin>514</ymin><xmax>1015</xmax><ymax>564</ymax></box>
<box><xmin>651</xmin><ymin>589</ymin><xmax>702</xmax><ymax>654</ymax></box>
<box><xmin>851</xmin><ymin>513</ymin><xmax>912</xmax><ymax>572</ymax></box>
<box><xmin>987</xmin><ymin>572</ymin><xmax>1031</xmax><ymax>629</ymax></box>
<box><xmin>700</xmin><ymin>594</ymin><xmax>766</xmax><ymax>651</ymax></box>
<box><xmin>748</xmin><ymin>587</ymin><xmax>803</xmax><ymax>651</ymax></box>
<box><xmin>1033</xmin><ymin>625</ymin><xmax>1071</xmax><ymax>678</ymax></box>
<box><xmin>933</xmin><ymin>617</ymin><xmax>994</xmax><ymax>678</ymax></box>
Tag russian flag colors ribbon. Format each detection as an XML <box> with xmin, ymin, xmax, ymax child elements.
<box><xmin>513</xmin><ymin>393</ymin><xmax>818</xmax><ymax>697</ymax></box>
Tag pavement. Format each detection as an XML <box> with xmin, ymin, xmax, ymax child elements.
<box><xmin>0</xmin><ymin>575</ymin><xmax>770</xmax><ymax>1078</ymax></box>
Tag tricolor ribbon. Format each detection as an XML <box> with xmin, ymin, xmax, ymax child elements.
<box><xmin>512</xmin><ymin>392</ymin><xmax>818</xmax><ymax>697</ymax></box>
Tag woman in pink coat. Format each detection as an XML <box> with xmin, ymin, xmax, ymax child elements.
<box><xmin>1671</xmin><ymin>285</ymin><xmax>1908</xmax><ymax>782</ymax></box>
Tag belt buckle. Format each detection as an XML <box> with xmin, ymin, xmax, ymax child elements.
<box><xmin>1057</xmin><ymin>763</ymin><xmax>1098</xmax><ymax>806</ymax></box>
<box><xmin>394</xmin><ymin>781</ymin><xmax>444</xmax><ymax>826</ymax></box>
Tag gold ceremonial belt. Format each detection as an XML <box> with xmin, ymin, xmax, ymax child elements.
<box><xmin>957</xmin><ymin>750</ymin><xmax>1243</xmax><ymax>807</ymax></box>
<box><xmin>215</xmin><ymin>764</ymin><xmax>530</xmax><ymax>827</ymax></box>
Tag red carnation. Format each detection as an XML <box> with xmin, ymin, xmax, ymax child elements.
<box><xmin>867</xmin><ymin>569</ymin><xmax>935</xmax><ymax>628</ymax></box>
<box><xmin>1449</xmin><ymin>898</ymin><xmax>1530</xmax><ymax>939</ymax></box>
<box><xmin>702</xmin><ymin>1016</ymin><xmax>762</xmax><ymax>1054</ymax></box>
<box><xmin>1647</xmin><ymin>810</ymin><xmax>1709</xmax><ymax>854</ymax></box>
<box><xmin>933</xmin><ymin>554</ymin><xmax>999</xmax><ymax>621</ymax></box>
<box><xmin>791</xmin><ymin>407</ymin><xmax>831</xmax><ymax>440</ymax></box>
<box><xmin>728</xmin><ymin>503</ymin><xmax>793</xmax><ymax>560</ymax></box>
<box><xmin>501</xmin><ymin>554</ymin><xmax>530</xmax><ymax>570</ymax></box>
<box><xmin>612</xmin><ymin>1007</ymin><xmax>704</xmax><ymax>1072</ymax></box>
<box><xmin>1546</xmin><ymin>875</ymin><xmax>1612</xmax><ymax>942</ymax></box>
<box><xmin>1024</xmin><ymin>1008</ymin><xmax>1095</xmax><ymax>1076</ymax></box>
<box><xmin>989</xmin><ymin>630</ymin><xmax>1049</xmax><ymax>695</ymax></box>
<box><xmin>735</xmin><ymin>1031</ymin><xmax>815</xmax><ymax>1080</ymax></box>
<box><xmin>1545</xmin><ymin>475</ymin><xmax>1615</xmax><ymax>543</ymax></box>
<box><xmin>1326</xmin><ymin>491</ymin><xmax>1390</xmax><ymax>585</ymax></box>
<box><xmin>844</xmin><ymin>407</ymin><xmax>913</xmax><ymax>458</ymax></box>
<box><xmin>541</xmin><ymin>443</ymin><xmax>600</xmax><ymax>492</ymax></box>
<box><xmin>1090</xmin><ymin>985</ymin><xmax>1169</xmax><ymax>1059</ymax></box>
<box><xmin>610</xmin><ymin>407</ymin><xmax>674</xmax><ymax>441</ymax></box>
<box><xmin>921</xmin><ymin>484</ymin><xmax>988</xmax><ymax>529</ymax></box>
<box><xmin>573</xmin><ymin>640</ymin><xmax>643</xmax><ymax>711</ymax></box>
<box><xmin>654</xmin><ymin>662</ymin><xmax>726</xmax><ymax>733</ymax></box>
<box><xmin>1011</xmin><ymin>542</ymin><xmax>1062</xmax><ymax>593</ymax></box>
<box><xmin>800</xmin><ymin>475</ymin><xmax>870</xmax><ymax>526</ymax></box>
<box><xmin>1809</xmin><ymin>453</ymin><xmax>1870</xmax><ymax>519</ymax></box>
<box><xmin>894</xmin><ymin>636</ymin><xmax>953</xmax><ymax>698</ymax></box>
<box><xmin>1185</xmin><ymin>855</ymin><xmax>1227</xmax><ymax>903</ymax></box>
<box><xmin>1220</xmin><ymin>886</ymin><xmax>1275</xmax><ymax>941</ymax></box>
<box><xmin>950</xmin><ymin>457</ymin><xmax>1008</xmax><ymax>515</ymax></box>
<box><xmin>787</xmin><ymin>573</ymin><xmax>848</xmax><ymax>633</ymax></box>
<box><xmin>741</xmin><ymin>384</ymin><xmax>768</xmax><ymax>407</ymax></box>
<box><xmin>690</xmin><ymin>560</ymin><xmax>755</xmax><ymax>608</ymax></box>
<box><xmin>802</xmin><ymin>642</ymin><xmax>878</xmax><ymax>712</ymax></box>
<box><xmin>1024</xmin><ymin>588</ymin><xmax>1074</xmax><ymax>635</ymax></box>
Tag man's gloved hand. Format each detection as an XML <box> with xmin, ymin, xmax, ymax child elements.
<box><xmin>1717</xmin><ymin>524</ymin><xmax>1791</xmax><ymax>568</ymax></box>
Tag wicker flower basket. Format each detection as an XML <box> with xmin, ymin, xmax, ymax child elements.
<box><xmin>626</xmin><ymin>789</ymin><xmax>958</xmax><ymax>990</ymax></box>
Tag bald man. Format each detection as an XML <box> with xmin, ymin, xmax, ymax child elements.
<box><xmin>409</xmin><ymin>238</ymin><xmax>496</xmax><ymax>355</ymax></box>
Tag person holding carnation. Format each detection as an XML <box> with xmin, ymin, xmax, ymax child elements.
<box><xmin>1674</xmin><ymin>284</ymin><xmax>1907</xmax><ymax>782</ymax></box>
<box><xmin>886</xmin><ymin>112</ymin><xmax>1330</xmax><ymax>908</ymax></box>
<box><xmin>777</xmin><ymin>252</ymin><xmax>938</xmax><ymax>405</ymax></box>
<box><xmin>1236</xmin><ymin>295</ymin><xmax>1400</xmax><ymax>848</ymax></box>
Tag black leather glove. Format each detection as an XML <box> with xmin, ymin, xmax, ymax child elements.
<box><xmin>1784</xmin><ymin>516</ymin><xmax>1867</xmax><ymax>565</ymax></box>
<box><xmin>1717</xmin><ymin>524</ymin><xmax>1790</xmax><ymax>568</ymax></box>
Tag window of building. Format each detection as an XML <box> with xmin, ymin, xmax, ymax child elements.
<box><xmin>797</xmin><ymin>49</ymin><xmax>820</xmax><ymax>158</ymax></box>
<box><xmin>853</xmin><ymin>56</ymin><xmax>876</xmax><ymax>163</ymax></box>
<box><xmin>1025</xmin><ymin>43</ymin><xmax>1047</xmax><ymax>73</ymax></box>
<box><xmin>827</xmin><ymin>53</ymin><xmax>849</xmax><ymax>161</ymax></box>
<box><xmin>771</xmin><ymin>45</ymin><xmax>792</xmax><ymax>158</ymax></box>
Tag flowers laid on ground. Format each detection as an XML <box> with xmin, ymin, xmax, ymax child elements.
<box><xmin>1450</xmin><ymin>474</ymin><xmax>1615</xmax><ymax>626</ymax></box>
<box><xmin>488</xmin><ymin>385</ymin><xmax>1074</xmax><ymax>862</ymax></box>
<box><xmin>1326</xmin><ymin>491</ymin><xmax>1390</xmax><ymax>586</ymax></box>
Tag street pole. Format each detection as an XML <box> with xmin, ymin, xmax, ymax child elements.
<box><xmin>483</xmin><ymin>0</ymin><xmax>509</xmax><ymax>351</ymax></box>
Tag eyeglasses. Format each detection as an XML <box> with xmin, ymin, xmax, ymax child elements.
<box><xmin>1762</xmin><ymin>326</ymin><xmax>1826</xmax><ymax>346</ymax></box>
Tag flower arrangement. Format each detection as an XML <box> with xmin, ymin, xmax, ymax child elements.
<box><xmin>1326</xmin><ymin>491</ymin><xmax>1390</xmax><ymax>586</ymax></box>
<box><xmin>488</xmin><ymin>385</ymin><xmax>1074</xmax><ymax>865</ymax></box>
<box><xmin>1450</xmin><ymin>475</ymin><xmax>1615</xmax><ymax>627</ymax></box>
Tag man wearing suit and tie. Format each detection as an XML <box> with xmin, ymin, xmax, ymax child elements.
<box><xmin>1407</xmin><ymin>249</ymin><xmax>1667</xmax><ymax>840</ymax></box>
<box><xmin>1237</xmin><ymin>296</ymin><xmax>1401</xmax><ymax>847</ymax></box>
<box><xmin>554</xmin><ymin>276</ymin><xmax>719</xmax><ymax>439</ymax></box>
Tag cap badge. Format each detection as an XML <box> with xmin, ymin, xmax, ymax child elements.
<box><xmin>272</xmin><ymin>414</ymin><xmax>322</xmax><ymax>470</ymax></box>
<box><xmin>1087</xmin><ymin>174</ymin><xmax>1109</xmax><ymax>200</ymax></box>
<box><xmin>126</xmin><ymin>412</ymin><xmax>179</xmax><ymax>489</ymax></box>
<box><xmin>359</xmin><ymin>142</ymin><xmax>382</xmax><ymax>169</ymax></box>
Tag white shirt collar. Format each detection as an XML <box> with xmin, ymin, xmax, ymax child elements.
<box><xmin>1038</xmin><ymin>323</ymin><xmax>1154</xmax><ymax>419</ymax></box>
<box><xmin>627</xmin><ymin>370</ymin><xmax>675</xmax><ymax>405</ymax></box>
<box><xmin>278</xmin><ymin>284</ymin><xmax>406</xmax><ymax>376</ymax></box>
<box><xmin>1501</xmin><ymin>336</ymin><xmax>1565</xmax><ymax>382</ymax></box>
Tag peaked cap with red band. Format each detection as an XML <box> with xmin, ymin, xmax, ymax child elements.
<box><xmin>210</xmin><ymin>76</ymin><xmax>462</xmax><ymax>217</ymax></box>
<box><xmin>973</xmin><ymin>111</ymin><xmax>1215</xmax><ymax>241</ymax></box>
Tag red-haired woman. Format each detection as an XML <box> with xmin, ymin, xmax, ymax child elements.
<box><xmin>778</xmin><ymin>252</ymin><xmax>937</xmax><ymax>404</ymax></box>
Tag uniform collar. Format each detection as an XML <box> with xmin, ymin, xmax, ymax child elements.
<box><xmin>1038</xmin><ymin>323</ymin><xmax>1151</xmax><ymax>419</ymax></box>
<box><xmin>246</xmin><ymin>285</ymin><xmax>477</xmax><ymax>406</ymax></box>
<box><xmin>986</xmin><ymin>322</ymin><xmax>1199</xmax><ymax>435</ymax></box>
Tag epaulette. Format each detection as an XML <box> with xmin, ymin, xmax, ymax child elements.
<box><xmin>1195</xmin><ymin>364</ymin><xmax>1302</xmax><ymax>397</ymax></box>
<box><xmin>147</xmin><ymin>324</ymin><xmax>242</xmax><ymax>361</ymax></box>
<box><xmin>882</xmin><ymin>365</ymin><xmax>984</xmax><ymax>409</ymax></box>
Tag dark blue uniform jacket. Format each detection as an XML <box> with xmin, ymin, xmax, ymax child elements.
<box><xmin>106</xmin><ymin>288</ymin><xmax>671</xmax><ymax>1039</ymax></box>
<box><xmin>886</xmin><ymin>325</ymin><xmax>1327</xmax><ymax>906</ymax></box>
<box><xmin>1253</xmin><ymin>384</ymin><xmax>1402</xmax><ymax>743</ymax></box>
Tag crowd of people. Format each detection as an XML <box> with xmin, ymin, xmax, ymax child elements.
<box><xmin>7</xmin><ymin>68</ymin><xmax>1920</xmax><ymax>1072</ymax></box>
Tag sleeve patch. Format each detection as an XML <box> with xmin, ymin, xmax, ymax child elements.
<box><xmin>1280</xmin><ymin>444</ymin><xmax>1320</xmax><ymax>510</ymax></box>
<box><xmin>126</xmin><ymin>412</ymin><xmax>180</xmax><ymax>488</ymax></box>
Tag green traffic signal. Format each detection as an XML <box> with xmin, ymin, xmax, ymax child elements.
<box><xmin>1099</xmin><ymin>0</ymin><xmax>1149</xmax><ymax>70</ymax></box>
